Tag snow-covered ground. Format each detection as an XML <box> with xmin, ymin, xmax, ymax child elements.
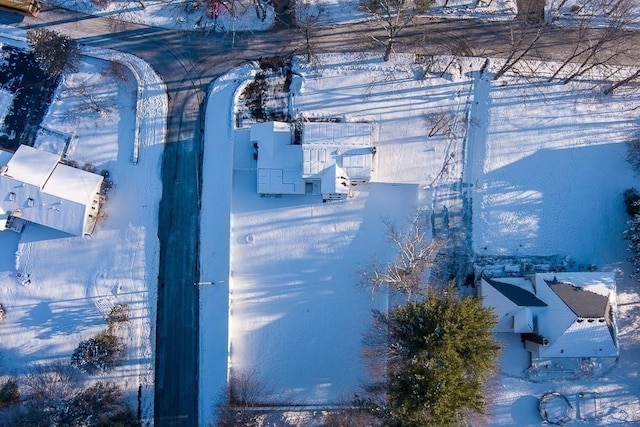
<box><xmin>547</xmin><ymin>0</ymin><xmax>640</xmax><ymax>29</ymax></box>
<box><xmin>47</xmin><ymin>0</ymin><xmax>274</xmax><ymax>32</ymax></box>
<box><xmin>47</xmin><ymin>0</ymin><xmax>516</xmax><ymax>33</ymax></box>
<box><xmin>200</xmin><ymin>52</ymin><xmax>640</xmax><ymax>425</ymax></box>
<box><xmin>4</xmin><ymin>0</ymin><xmax>640</xmax><ymax>423</ymax></box>
<box><xmin>471</xmin><ymin>67</ymin><xmax>640</xmax><ymax>425</ymax></box>
<box><xmin>0</xmin><ymin>26</ymin><xmax>166</xmax><ymax>421</ymax></box>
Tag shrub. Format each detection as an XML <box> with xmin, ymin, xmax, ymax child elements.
<box><xmin>60</xmin><ymin>382</ymin><xmax>139</xmax><ymax>427</ymax></box>
<box><xmin>626</xmin><ymin>139</ymin><xmax>640</xmax><ymax>172</ymax></box>
<box><xmin>71</xmin><ymin>332</ymin><xmax>124</xmax><ymax>374</ymax></box>
<box><xmin>624</xmin><ymin>188</ymin><xmax>640</xmax><ymax>217</ymax></box>
<box><xmin>0</xmin><ymin>378</ymin><xmax>19</xmax><ymax>408</ymax></box>
<box><xmin>107</xmin><ymin>304</ymin><xmax>129</xmax><ymax>325</ymax></box>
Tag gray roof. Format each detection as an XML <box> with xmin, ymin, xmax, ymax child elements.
<box><xmin>485</xmin><ymin>278</ymin><xmax>548</xmax><ymax>307</ymax></box>
<box><xmin>547</xmin><ymin>280</ymin><xmax>609</xmax><ymax>318</ymax></box>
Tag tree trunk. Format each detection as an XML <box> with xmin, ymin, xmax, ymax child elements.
<box><xmin>605</xmin><ymin>68</ymin><xmax>640</xmax><ymax>95</ymax></box>
<box><xmin>384</xmin><ymin>39</ymin><xmax>393</xmax><ymax>62</ymax></box>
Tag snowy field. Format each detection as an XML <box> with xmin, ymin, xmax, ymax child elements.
<box><xmin>199</xmin><ymin>52</ymin><xmax>640</xmax><ymax>425</ymax></box>
<box><xmin>0</xmin><ymin>27</ymin><xmax>166</xmax><ymax>421</ymax></box>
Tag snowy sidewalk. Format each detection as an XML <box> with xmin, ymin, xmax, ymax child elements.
<box><xmin>198</xmin><ymin>63</ymin><xmax>257</xmax><ymax>425</ymax></box>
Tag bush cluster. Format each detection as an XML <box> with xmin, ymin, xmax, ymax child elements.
<box><xmin>71</xmin><ymin>332</ymin><xmax>124</xmax><ymax>374</ymax></box>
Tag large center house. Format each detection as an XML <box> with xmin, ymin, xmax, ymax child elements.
<box><xmin>0</xmin><ymin>144</ymin><xmax>103</xmax><ymax>236</ymax></box>
<box><xmin>251</xmin><ymin>121</ymin><xmax>375</xmax><ymax>201</ymax></box>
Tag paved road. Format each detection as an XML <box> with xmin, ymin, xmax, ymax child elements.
<box><xmin>3</xmin><ymin>6</ymin><xmax>640</xmax><ymax>426</ymax></box>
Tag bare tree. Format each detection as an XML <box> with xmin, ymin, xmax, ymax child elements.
<box><xmin>359</xmin><ymin>210</ymin><xmax>445</xmax><ymax>299</ymax></box>
<box><xmin>605</xmin><ymin>67</ymin><xmax>640</xmax><ymax>94</ymax></box>
<box><xmin>493</xmin><ymin>22</ymin><xmax>546</xmax><ymax>80</ymax></box>
<box><xmin>296</xmin><ymin>1</ymin><xmax>323</xmax><ymax>63</ymax></box>
<box><xmin>424</xmin><ymin>109</ymin><xmax>456</xmax><ymax>138</ymax></box>
<box><xmin>359</xmin><ymin>0</ymin><xmax>429</xmax><ymax>61</ymax></box>
<box><xmin>417</xmin><ymin>31</ymin><xmax>476</xmax><ymax>79</ymax></box>
<box><xmin>213</xmin><ymin>368</ymin><xmax>272</xmax><ymax>427</ymax></box>
<box><xmin>548</xmin><ymin>0</ymin><xmax>632</xmax><ymax>83</ymax></box>
<box><xmin>8</xmin><ymin>365</ymin><xmax>137</xmax><ymax>427</ymax></box>
<box><xmin>11</xmin><ymin>362</ymin><xmax>80</xmax><ymax>426</ymax></box>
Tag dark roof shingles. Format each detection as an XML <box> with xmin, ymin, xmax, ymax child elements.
<box><xmin>547</xmin><ymin>281</ymin><xmax>609</xmax><ymax>318</ymax></box>
<box><xmin>485</xmin><ymin>278</ymin><xmax>547</xmax><ymax>307</ymax></box>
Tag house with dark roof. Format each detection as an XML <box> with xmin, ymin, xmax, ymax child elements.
<box><xmin>480</xmin><ymin>272</ymin><xmax>618</xmax><ymax>361</ymax></box>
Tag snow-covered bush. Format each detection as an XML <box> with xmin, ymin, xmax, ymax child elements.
<box><xmin>71</xmin><ymin>332</ymin><xmax>124</xmax><ymax>374</ymax></box>
<box><xmin>624</xmin><ymin>188</ymin><xmax>640</xmax><ymax>217</ymax></box>
<box><xmin>8</xmin><ymin>367</ymin><xmax>137</xmax><ymax>426</ymax></box>
<box><xmin>107</xmin><ymin>304</ymin><xmax>130</xmax><ymax>325</ymax></box>
<box><xmin>58</xmin><ymin>382</ymin><xmax>137</xmax><ymax>426</ymax></box>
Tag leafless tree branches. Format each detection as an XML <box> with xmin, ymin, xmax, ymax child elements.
<box><xmin>359</xmin><ymin>0</ymin><xmax>429</xmax><ymax>61</ymax></box>
<box><xmin>493</xmin><ymin>22</ymin><xmax>546</xmax><ymax>80</ymax></box>
<box><xmin>549</xmin><ymin>0</ymin><xmax>633</xmax><ymax>83</ymax></box>
<box><xmin>359</xmin><ymin>210</ymin><xmax>445</xmax><ymax>299</ymax></box>
<box><xmin>296</xmin><ymin>2</ymin><xmax>324</xmax><ymax>63</ymax></box>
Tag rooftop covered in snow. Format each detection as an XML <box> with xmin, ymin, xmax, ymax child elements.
<box><xmin>481</xmin><ymin>272</ymin><xmax>617</xmax><ymax>359</ymax></box>
<box><xmin>253</xmin><ymin>121</ymin><xmax>374</xmax><ymax>196</ymax></box>
<box><xmin>0</xmin><ymin>145</ymin><xmax>103</xmax><ymax>235</ymax></box>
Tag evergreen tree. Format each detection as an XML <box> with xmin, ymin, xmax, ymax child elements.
<box><xmin>624</xmin><ymin>214</ymin><xmax>640</xmax><ymax>278</ymax></box>
<box><xmin>623</xmin><ymin>188</ymin><xmax>640</xmax><ymax>217</ymax></box>
<box><xmin>623</xmin><ymin>188</ymin><xmax>640</xmax><ymax>278</ymax></box>
<box><xmin>26</xmin><ymin>29</ymin><xmax>79</xmax><ymax>77</ymax></box>
<box><xmin>365</xmin><ymin>286</ymin><xmax>500</xmax><ymax>426</ymax></box>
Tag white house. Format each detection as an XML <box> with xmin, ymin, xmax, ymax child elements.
<box><xmin>253</xmin><ymin>121</ymin><xmax>375</xmax><ymax>201</ymax></box>
<box><xmin>480</xmin><ymin>272</ymin><xmax>618</xmax><ymax>360</ymax></box>
<box><xmin>0</xmin><ymin>144</ymin><xmax>103</xmax><ymax>236</ymax></box>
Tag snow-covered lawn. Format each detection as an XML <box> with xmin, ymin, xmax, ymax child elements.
<box><xmin>200</xmin><ymin>53</ymin><xmax>640</xmax><ymax>425</ymax></box>
<box><xmin>0</xmin><ymin>27</ymin><xmax>166</xmax><ymax>421</ymax></box>
<box><xmin>471</xmin><ymin>72</ymin><xmax>640</xmax><ymax>423</ymax></box>
<box><xmin>200</xmin><ymin>54</ymin><xmax>475</xmax><ymax>422</ymax></box>
<box><xmin>472</xmin><ymin>76</ymin><xmax>637</xmax><ymax>267</ymax></box>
